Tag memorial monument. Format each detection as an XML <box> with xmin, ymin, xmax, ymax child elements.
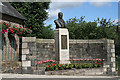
<box><xmin>54</xmin><ymin>12</ymin><xmax>70</xmax><ymax>64</ymax></box>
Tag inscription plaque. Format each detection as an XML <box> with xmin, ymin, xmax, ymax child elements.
<box><xmin>61</xmin><ymin>35</ymin><xmax>67</xmax><ymax>49</ymax></box>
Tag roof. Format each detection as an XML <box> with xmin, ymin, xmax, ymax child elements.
<box><xmin>0</xmin><ymin>2</ymin><xmax>26</xmax><ymax>20</ymax></box>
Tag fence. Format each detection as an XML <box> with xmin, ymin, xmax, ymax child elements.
<box><xmin>1</xmin><ymin>34</ymin><xmax>20</xmax><ymax>62</ymax></box>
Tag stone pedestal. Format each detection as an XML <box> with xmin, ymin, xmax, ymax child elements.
<box><xmin>54</xmin><ymin>28</ymin><xmax>70</xmax><ymax>64</ymax></box>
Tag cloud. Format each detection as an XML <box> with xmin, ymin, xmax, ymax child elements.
<box><xmin>90</xmin><ymin>2</ymin><xmax>112</xmax><ymax>7</ymax></box>
<box><xmin>45</xmin><ymin>0</ymin><xmax>119</xmax><ymax>22</ymax></box>
<box><xmin>50</xmin><ymin>2</ymin><xmax>83</xmax><ymax>9</ymax></box>
<box><xmin>46</xmin><ymin>9</ymin><xmax>61</xmax><ymax>21</ymax></box>
<box><xmin>89</xmin><ymin>0</ymin><xmax>116</xmax><ymax>7</ymax></box>
<box><xmin>113</xmin><ymin>18</ymin><xmax>120</xmax><ymax>24</ymax></box>
<box><xmin>51</xmin><ymin>0</ymin><xmax>118</xmax><ymax>2</ymax></box>
<box><xmin>46</xmin><ymin>1</ymin><xmax>83</xmax><ymax>21</ymax></box>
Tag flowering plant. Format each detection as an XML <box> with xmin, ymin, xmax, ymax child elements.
<box><xmin>0</xmin><ymin>22</ymin><xmax>10</xmax><ymax>34</ymax></box>
<box><xmin>0</xmin><ymin>21</ymin><xmax>32</xmax><ymax>37</ymax></box>
<box><xmin>36</xmin><ymin>59</ymin><xmax>105</xmax><ymax>71</ymax></box>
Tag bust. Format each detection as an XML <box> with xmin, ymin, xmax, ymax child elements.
<box><xmin>54</xmin><ymin>12</ymin><xmax>66</xmax><ymax>29</ymax></box>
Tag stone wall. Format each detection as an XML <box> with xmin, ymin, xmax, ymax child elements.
<box><xmin>36</xmin><ymin>39</ymin><xmax>107</xmax><ymax>61</ymax></box>
<box><xmin>21</xmin><ymin>37</ymin><xmax>37</xmax><ymax>73</ymax></box>
<box><xmin>36</xmin><ymin>39</ymin><xmax>55</xmax><ymax>61</ymax></box>
<box><xmin>21</xmin><ymin>37</ymin><xmax>116</xmax><ymax>75</ymax></box>
<box><xmin>69</xmin><ymin>40</ymin><xmax>107</xmax><ymax>59</ymax></box>
<box><xmin>45</xmin><ymin>68</ymin><xmax>104</xmax><ymax>76</ymax></box>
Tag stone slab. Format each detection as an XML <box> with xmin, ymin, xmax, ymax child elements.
<box><xmin>22</xmin><ymin>55</ymin><xmax>26</xmax><ymax>61</ymax></box>
<box><xmin>112</xmin><ymin>53</ymin><xmax>115</xmax><ymax>57</ymax></box>
<box><xmin>111</xmin><ymin>49</ymin><xmax>115</xmax><ymax>53</ymax></box>
<box><xmin>111</xmin><ymin>57</ymin><xmax>115</xmax><ymax>62</ymax></box>
<box><xmin>107</xmin><ymin>40</ymin><xmax>114</xmax><ymax>44</ymax></box>
<box><xmin>22</xmin><ymin>61</ymin><xmax>31</xmax><ymax>67</ymax></box>
<box><xmin>112</xmin><ymin>68</ymin><xmax>116</xmax><ymax>72</ymax></box>
<box><xmin>22</xmin><ymin>37</ymin><xmax>36</xmax><ymax>42</ymax></box>
<box><xmin>36</xmin><ymin>39</ymin><xmax>55</xmax><ymax>43</ymax></box>
<box><xmin>22</xmin><ymin>49</ymin><xmax>29</xmax><ymax>54</ymax></box>
<box><xmin>22</xmin><ymin>43</ymin><xmax>28</xmax><ymax>48</ymax></box>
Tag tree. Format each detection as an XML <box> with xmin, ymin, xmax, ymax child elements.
<box><xmin>66</xmin><ymin>16</ymin><xmax>120</xmax><ymax>55</ymax></box>
<box><xmin>10</xmin><ymin>2</ymin><xmax>50</xmax><ymax>38</ymax></box>
<box><xmin>41</xmin><ymin>24</ymin><xmax>54</xmax><ymax>39</ymax></box>
<box><xmin>66</xmin><ymin>16</ymin><xmax>99</xmax><ymax>39</ymax></box>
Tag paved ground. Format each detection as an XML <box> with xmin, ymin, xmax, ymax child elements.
<box><xmin>1</xmin><ymin>74</ymin><xmax>120</xmax><ymax>80</ymax></box>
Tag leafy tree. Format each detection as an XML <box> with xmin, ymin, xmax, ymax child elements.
<box><xmin>66</xmin><ymin>17</ymin><xmax>120</xmax><ymax>55</ymax></box>
<box><xmin>94</xmin><ymin>18</ymin><xmax>114</xmax><ymax>38</ymax></box>
<box><xmin>66</xmin><ymin>16</ymin><xmax>99</xmax><ymax>39</ymax></box>
<box><xmin>41</xmin><ymin>24</ymin><xmax>54</xmax><ymax>39</ymax></box>
<box><xmin>10</xmin><ymin>2</ymin><xmax>51</xmax><ymax>38</ymax></box>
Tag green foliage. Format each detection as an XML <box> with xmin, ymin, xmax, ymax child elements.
<box><xmin>66</xmin><ymin>17</ymin><xmax>120</xmax><ymax>55</ymax></box>
<box><xmin>66</xmin><ymin>17</ymin><xmax>99</xmax><ymax>39</ymax></box>
<box><xmin>45</xmin><ymin>63</ymin><xmax>101</xmax><ymax>71</ymax></box>
<box><xmin>116</xmin><ymin>55</ymin><xmax>120</xmax><ymax>71</ymax></box>
<box><xmin>65</xmin><ymin>64</ymin><xmax>69</xmax><ymax>69</ymax></box>
<box><xmin>77</xmin><ymin>64</ymin><xmax>82</xmax><ymax>69</ymax></box>
<box><xmin>82</xmin><ymin>63</ymin><xmax>89</xmax><ymax>68</ymax></box>
<box><xmin>69</xmin><ymin>64</ymin><xmax>73</xmax><ymax>69</ymax></box>
<box><xmin>41</xmin><ymin>24</ymin><xmax>54</xmax><ymax>39</ymax></box>
<box><xmin>10</xmin><ymin>2</ymin><xmax>52</xmax><ymax>38</ymax></box>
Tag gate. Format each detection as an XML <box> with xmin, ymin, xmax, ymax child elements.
<box><xmin>2</xmin><ymin>35</ymin><xmax>20</xmax><ymax>61</ymax></box>
<box><xmin>1</xmin><ymin>34</ymin><xmax>22</xmax><ymax>73</ymax></box>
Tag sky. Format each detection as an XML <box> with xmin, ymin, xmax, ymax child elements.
<box><xmin>44</xmin><ymin>1</ymin><xmax>119</xmax><ymax>29</ymax></box>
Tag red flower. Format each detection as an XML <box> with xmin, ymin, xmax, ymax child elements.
<box><xmin>48</xmin><ymin>65</ymin><xmax>49</xmax><ymax>67</ymax></box>
<box><xmin>36</xmin><ymin>62</ymin><xmax>39</xmax><ymax>65</ymax></box>
<box><xmin>54</xmin><ymin>64</ymin><xmax>56</xmax><ymax>66</ymax></box>
<box><xmin>98</xmin><ymin>63</ymin><xmax>101</xmax><ymax>64</ymax></box>
<box><xmin>60</xmin><ymin>65</ymin><xmax>62</xmax><ymax>67</ymax></box>
<box><xmin>95</xmin><ymin>62</ymin><xmax>97</xmax><ymax>64</ymax></box>
<box><xmin>80</xmin><ymin>59</ymin><xmax>83</xmax><ymax>60</ymax></box>
<box><xmin>6</xmin><ymin>24</ymin><xmax>7</xmax><ymax>26</ymax></box>
<box><xmin>96</xmin><ymin>59</ymin><xmax>98</xmax><ymax>61</ymax></box>
<box><xmin>73</xmin><ymin>59</ymin><xmax>76</xmax><ymax>61</ymax></box>
<box><xmin>90</xmin><ymin>59</ymin><xmax>93</xmax><ymax>61</ymax></box>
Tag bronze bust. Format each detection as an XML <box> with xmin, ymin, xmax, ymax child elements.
<box><xmin>54</xmin><ymin>12</ymin><xmax>66</xmax><ymax>29</ymax></box>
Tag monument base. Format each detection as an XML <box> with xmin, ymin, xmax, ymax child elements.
<box><xmin>54</xmin><ymin>28</ymin><xmax>70</xmax><ymax>64</ymax></box>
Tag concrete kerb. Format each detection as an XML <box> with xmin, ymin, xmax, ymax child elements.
<box><xmin>1</xmin><ymin>74</ymin><xmax>119</xmax><ymax>78</ymax></box>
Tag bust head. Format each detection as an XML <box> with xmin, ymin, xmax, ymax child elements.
<box><xmin>58</xmin><ymin>12</ymin><xmax>63</xmax><ymax>19</ymax></box>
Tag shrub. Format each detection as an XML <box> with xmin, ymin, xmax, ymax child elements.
<box><xmin>69</xmin><ymin>64</ymin><xmax>73</xmax><ymax>69</ymax></box>
<box><xmin>77</xmin><ymin>64</ymin><xmax>82</xmax><ymax>69</ymax></box>
<box><xmin>65</xmin><ymin>64</ymin><xmax>70</xmax><ymax>69</ymax></box>
<box><xmin>58</xmin><ymin>64</ymin><xmax>64</xmax><ymax>70</ymax></box>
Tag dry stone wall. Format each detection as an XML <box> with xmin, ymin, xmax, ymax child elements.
<box><xmin>21</xmin><ymin>37</ymin><xmax>116</xmax><ymax>75</ymax></box>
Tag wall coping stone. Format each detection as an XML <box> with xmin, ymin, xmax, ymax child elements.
<box><xmin>36</xmin><ymin>39</ymin><xmax>114</xmax><ymax>44</ymax></box>
<box><xmin>36</xmin><ymin>39</ymin><xmax>55</xmax><ymax>43</ymax></box>
<box><xmin>22</xmin><ymin>37</ymin><xmax>36</xmax><ymax>42</ymax></box>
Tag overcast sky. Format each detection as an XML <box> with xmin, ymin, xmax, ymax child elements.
<box><xmin>44</xmin><ymin>0</ymin><xmax>119</xmax><ymax>29</ymax></box>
